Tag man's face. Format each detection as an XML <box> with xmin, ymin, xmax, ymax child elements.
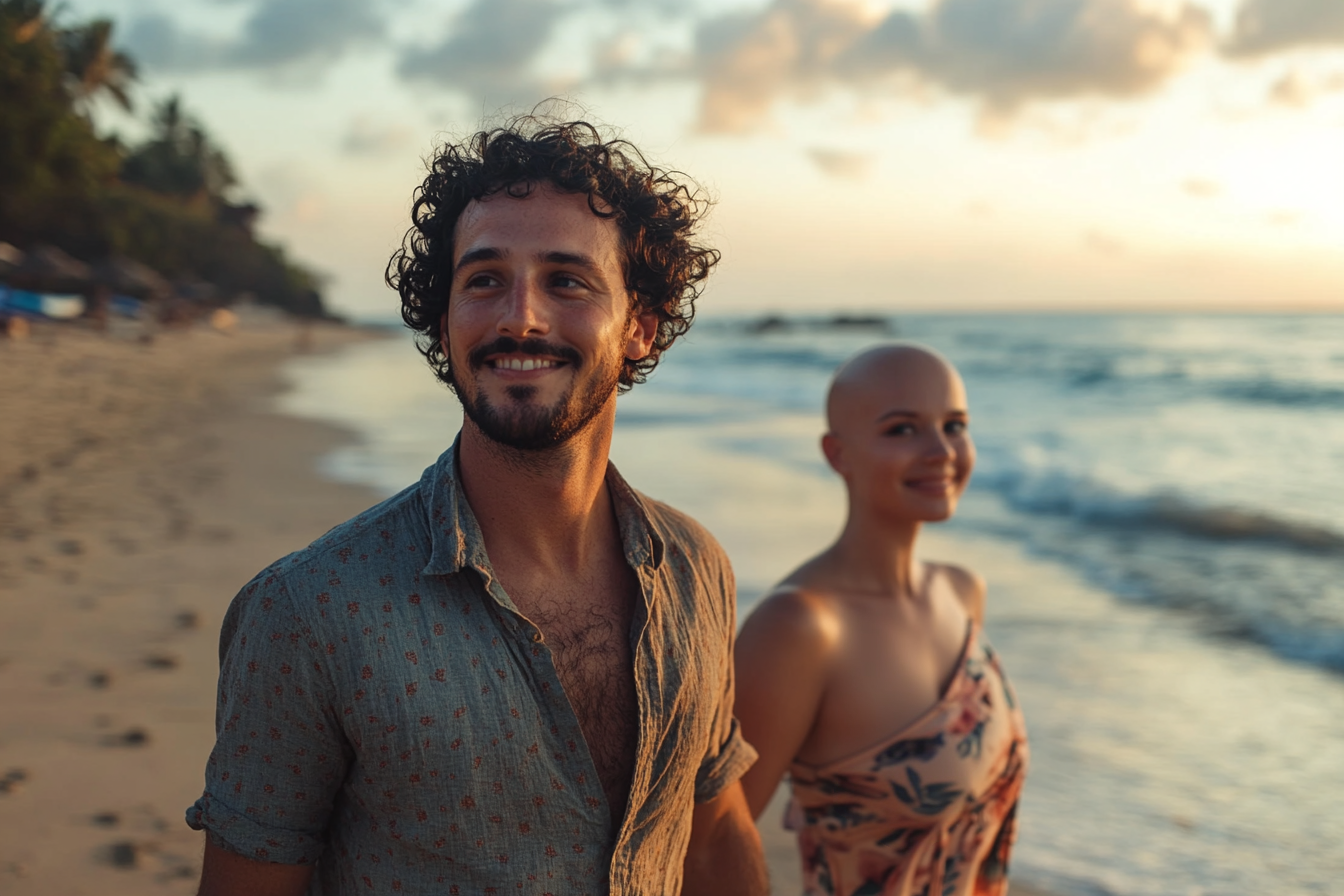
<box><xmin>442</xmin><ymin>183</ymin><xmax>657</xmax><ymax>451</ymax></box>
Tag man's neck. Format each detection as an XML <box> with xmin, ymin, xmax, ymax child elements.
<box><xmin>456</xmin><ymin>407</ymin><xmax>620</xmax><ymax>577</ymax></box>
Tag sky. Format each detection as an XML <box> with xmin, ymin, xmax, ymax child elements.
<box><xmin>64</xmin><ymin>0</ymin><xmax>1344</xmax><ymax>317</ymax></box>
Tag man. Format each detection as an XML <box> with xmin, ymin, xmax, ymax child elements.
<box><xmin>187</xmin><ymin>118</ymin><xmax>768</xmax><ymax>895</ymax></box>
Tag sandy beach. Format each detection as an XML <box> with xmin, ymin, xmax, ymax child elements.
<box><xmin>0</xmin><ymin>317</ymin><xmax>383</xmax><ymax>893</ymax></box>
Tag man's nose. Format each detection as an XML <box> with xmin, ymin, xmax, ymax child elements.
<box><xmin>496</xmin><ymin>277</ymin><xmax>550</xmax><ymax>338</ymax></box>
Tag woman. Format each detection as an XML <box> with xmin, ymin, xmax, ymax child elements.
<box><xmin>735</xmin><ymin>343</ymin><xmax>1028</xmax><ymax>896</ymax></box>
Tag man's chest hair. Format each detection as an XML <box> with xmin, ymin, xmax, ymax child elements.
<box><xmin>525</xmin><ymin>580</ymin><xmax>642</xmax><ymax>809</ymax></box>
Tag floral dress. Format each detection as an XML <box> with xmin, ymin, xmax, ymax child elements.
<box><xmin>785</xmin><ymin>623</ymin><xmax>1029</xmax><ymax>896</ymax></box>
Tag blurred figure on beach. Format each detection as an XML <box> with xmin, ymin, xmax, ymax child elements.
<box><xmin>735</xmin><ymin>344</ymin><xmax>1028</xmax><ymax>896</ymax></box>
<box><xmin>185</xmin><ymin>116</ymin><xmax>766</xmax><ymax>895</ymax></box>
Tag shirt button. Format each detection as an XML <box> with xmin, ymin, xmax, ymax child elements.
<box><xmin>531</xmin><ymin>632</ymin><xmax>544</xmax><ymax>643</ymax></box>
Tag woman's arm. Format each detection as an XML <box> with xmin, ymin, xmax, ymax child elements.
<box><xmin>733</xmin><ymin>589</ymin><xmax>838</xmax><ymax>819</ymax></box>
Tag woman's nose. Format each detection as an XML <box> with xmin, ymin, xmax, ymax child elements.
<box><xmin>923</xmin><ymin>430</ymin><xmax>954</xmax><ymax>460</ymax></box>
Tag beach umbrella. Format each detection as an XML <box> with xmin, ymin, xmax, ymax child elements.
<box><xmin>0</xmin><ymin>243</ymin><xmax>22</xmax><ymax>280</ymax></box>
<box><xmin>91</xmin><ymin>256</ymin><xmax>171</xmax><ymax>300</ymax></box>
<box><xmin>8</xmin><ymin>245</ymin><xmax>93</xmax><ymax>293</ymax></box>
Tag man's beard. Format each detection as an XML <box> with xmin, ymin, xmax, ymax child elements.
<box><xmin>451</xmin><ymin>336</ymin><xmax>622</xmax><ymax>451</ymax></box>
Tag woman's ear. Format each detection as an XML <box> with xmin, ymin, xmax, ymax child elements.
<box><xmin>821</xmin><ymin>432</ymin><xmax>846</xmax><ymax>476</ymax></box>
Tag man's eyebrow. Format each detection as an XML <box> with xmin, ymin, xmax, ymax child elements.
<box><xmin>454</xmin><ymin>247</ymin><xmax>502</xmax><ymax>275</ymax></box>
<box><xmin>540</xmin><ymin>251</ymin><xmax>601</xmax><ymax>271</ymax></box>
<box><xmin>453</xmin><ymin>248</ymin><xmax>606</xmax><ymax>276</ymax></box>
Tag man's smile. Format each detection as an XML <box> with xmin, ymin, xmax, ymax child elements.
<box><xmin>488</xmin><ymin>355</ymin><xmax>565</xmax><ymax>372</ymax></box>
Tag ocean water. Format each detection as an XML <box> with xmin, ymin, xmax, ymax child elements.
<box><xmin>276</xmin><ymin>313</ymin><xmax>1344</xmax><ymax>895</ymax></box>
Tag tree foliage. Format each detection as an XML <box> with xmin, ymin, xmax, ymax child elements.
<box><xmin>0</xmin><ymin>0</ymin><xmax>331</xmax><ymax>317</ymax></box>
<box><xmin>58</xmin><ymin>16</ymin><xmax>137</xmax><ymax>114</ymax></box>
<box><xmin>121</xmin><ymin>96</ymin><xmax>237</xmax><ymax>202</ymax></box>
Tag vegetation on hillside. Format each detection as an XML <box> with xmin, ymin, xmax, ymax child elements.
<box><xmin>0</xmin><ymin>0</ymin><xmax>330</xmax><ymax>317</ymax></box>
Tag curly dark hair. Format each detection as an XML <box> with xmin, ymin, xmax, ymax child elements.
<box><xmin>386</xmin><ymin>116</ymin><xmax>720</xmax><ymax>392</ymax></box>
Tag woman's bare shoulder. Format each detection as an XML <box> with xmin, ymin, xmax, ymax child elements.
<box><xmin>926</xmin><ymin>560</ymin><xmax>987</xmax><ymax>624</ymax></box>
<box><xmin>740</xmin><ymin>552</ymin><xmax>851</xmax><ymax>661</ymax></box>
<box><xmin>742</xmin><ymin>582</ymin><xmax>844</xmax><ymax>645</ymax></box>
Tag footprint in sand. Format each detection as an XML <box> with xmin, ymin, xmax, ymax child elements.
<box><xmin>101</xmin><ymin>728</ymin><xmax>149</xmax><ymax>747</ymax></box>
<box><xmin>0</xmin><ymin>768</ymin><xmax>29</xmax><ymax>794</ymax></box>
<box><xmin>100</xmin><ymin>841</ymin><xmax>139</xmax><ymax>869</ymax></box>
<box><xmin>143</xmin><ymin>653</ymin><xmax>180</xmax><ymax>670</ymax></box>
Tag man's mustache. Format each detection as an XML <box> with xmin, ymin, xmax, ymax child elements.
<box><xmin>467</xmin><ymin>337</ymin><xmax>583</xmax><ymax>370</ymax></box>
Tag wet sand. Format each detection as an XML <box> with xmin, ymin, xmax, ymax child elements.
<box><xmin>0</xmin><ymin>317</ymin><xmax>383</xmax><ymax>893</ymax></box>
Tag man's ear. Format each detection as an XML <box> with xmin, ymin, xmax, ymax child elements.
<box><xmin>439</xmin><ymin>309</ymin><xmax>452</xmax><ymax>359</ymax></box>
<box><xmin>821</xmin><ymin>432</ymin><xmax>847</xmax><ymax>476</ymax></box>
<box><xmin>624</xmin><ymin>308</ymin><xmax>659</xmax><ymax>361</ymax></box>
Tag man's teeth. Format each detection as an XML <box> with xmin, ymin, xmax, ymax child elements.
<box><xmin>496</xmin><ymin>358</ymin><xmax>557</xmax><ymax>371</ymax></box>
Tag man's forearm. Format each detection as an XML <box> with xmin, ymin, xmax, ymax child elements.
<box><xmin>681</xmin><ymin>783</ymin><xmax>768</xmax><ymax>896</ymax></box>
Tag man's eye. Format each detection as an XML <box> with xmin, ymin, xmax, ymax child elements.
<box><xmin>553</xmin><ymin>273</ymin><xmax>585</xmax><ymax>289</ymax></box>
<box><xmin>464</xmin><ymin>273</ymin><xmax>500</xmax><ymax>288</ymax></box>
<box><xmin>885</xmin><ymin>423</ymin><xmax>916</xmax><ymax>436</ymax></box>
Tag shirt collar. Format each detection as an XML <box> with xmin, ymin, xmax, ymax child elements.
<box><xmin>419</xmin><ymin>435</ymin><xmax>665</xmax><ymax>578</ymax></box>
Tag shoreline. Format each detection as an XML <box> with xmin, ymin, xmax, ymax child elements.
<box><xmin>0</xmin><ymin>317</ymin><xmax>387</xmax><ymax>893</ymax></box>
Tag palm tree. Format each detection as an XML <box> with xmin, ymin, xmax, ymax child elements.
<box><xmin>120</xmin><ymin>95</ymin><xmax>237</xmax><ymax>203</ymax></box>
<box><xmin>57</xmin><ymin>17</ymin><xmax>137</xmax><ymax>114</ymax></box>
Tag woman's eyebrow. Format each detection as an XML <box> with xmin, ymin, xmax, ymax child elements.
<box><xmin>875</xmin><ymin>408</ymin><xmax>969</xmax><ymax>423</ymax></box>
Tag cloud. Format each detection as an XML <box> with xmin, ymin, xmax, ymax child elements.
<box><xmin>124</xmin><ymin>0</ymin><xmax>384</xmax><ymax>73</ymax></box>
<box><xmin>229</xmin><ymin>0</ymin><xmax>384</xmax><ymax>68</ymax></box>
<box><xmin>1182</xmin><ymin>177</ymin><xmax>1220</xmax><ymax>197</ymax></box>
<box><xmin>342</xmin><ymin>117</ymin><xmax>414</xmax><ymax>157</ymax></box>
<box><xmin>1225</xmin><ymin>0</ymin><xmax>1344</xmax><ymax>58</ymax></box>
<box><xmin>396</xmin><ymin>0</ymin><xmax>565</xmax><ymax>106</ymax></box>
<box><xmin>1083</xmin><ymin>227</ymin><xmax>1125</xmax><ymax>255</ymax></box>
<box><xmin>1266</xmin><ymin>68</ymin><xmax>1344</xmax><ymax>107</ymax></box>
<box><xmin>677</xmin><ymin>0</ymin><xmax>1214</xmax><ymax>132</ymax></box>
<box><xmin>690</xmin><ymin>0</ymin><xmax>876</xmax><ymax>133</ymax></box>
<box><xmin>807</xmin><ymin>148</ymin><xmax>873</xmax><ymax>178</ymax></box>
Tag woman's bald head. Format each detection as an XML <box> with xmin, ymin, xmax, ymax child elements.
<box><xmin>825</xmin><ymin>343</ymin><xmax>966</xmax><ymax>436</ymax></box>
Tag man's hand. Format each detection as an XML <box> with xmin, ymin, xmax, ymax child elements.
<box><xmin>198</xmin><ymin>838</ymin><xmax>314</xmax><ymax>896</ymax></box>
<box><xmin>681</xmin><ymin>780</ymin><xmax>768</xmax><ymax>896</ymax></box>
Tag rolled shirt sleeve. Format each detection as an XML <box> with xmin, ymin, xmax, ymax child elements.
<box><xmin>692</xmin><ymin>559</ymin><xmax>758</xmax><ymax>804</ymax></box>
<box><xmin>186</xmin><ymin>570</ymin><xmax>351</xmax><ymax>864</ymax></box>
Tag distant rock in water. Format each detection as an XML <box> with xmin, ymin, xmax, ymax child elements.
<box><xmin>828</xmin><ymin>314</ymin><xmax>894</xmax><ymax>332</ymax></box>
<box><xmin>744</xmin><ymin>313</ymin><xmax>896</xmax><ymax>335</ymax></box>
<box><xmin>745</xmin><ymin>314</ymin><xmax>790</xmax><ymax>335</ymax></box>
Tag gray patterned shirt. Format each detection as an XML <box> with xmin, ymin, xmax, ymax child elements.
<box><xmin>187</xmin><ymin>440</ymin><xmax>755</xmax><ymax>895</ymax></box>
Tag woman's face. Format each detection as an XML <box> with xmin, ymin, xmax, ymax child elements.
<box><xmin>826</xmin><ymin>349</ymin><xmax>974</xmax><ymax>524</ymax></box>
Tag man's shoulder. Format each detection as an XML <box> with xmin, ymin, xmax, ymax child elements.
<box><xmin>634</xmin><ymin>490</ymin><xmax>727</xmax><ymax>560</ymax></box>
<box><xmin>238</xmin><ymin>479</ymin><xmax>432</xmax><ymax>603</ymax></box>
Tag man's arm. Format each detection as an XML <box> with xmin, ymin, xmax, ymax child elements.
<box><xmin>681</xmin><ymin>780</ymin><xmax>768</xmax><ymax>896</ymax></box>
<box><xmin>198</xmin><ymin>839</ymin><xmax>313</xmax><ymax>896</ymax></box>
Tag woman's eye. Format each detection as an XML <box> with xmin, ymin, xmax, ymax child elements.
<box><xmin>885</xmin><ymin>423</ymin><xmax>916</xmax><ymax>436</ymax></box>
<box><xmin>945</xmin><ymin>420</ymin><xmax>968</xmax><ymax>436</ymax></box>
